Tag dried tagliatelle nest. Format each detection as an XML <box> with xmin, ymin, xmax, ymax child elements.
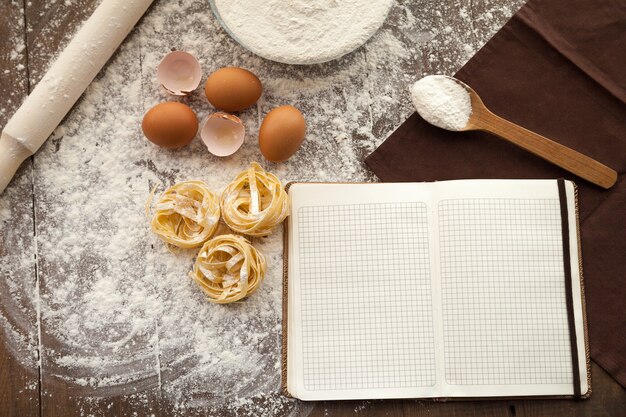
<box><xmin>149</xmin><ymin>180</ymin><xmax>220</xmax><ymax>248</ymax></box>
<box><xmin>220</xmin><ymin>162</ymin><xmax>290</xmax><ymax>236</ymax></box>
<box><xmin>191</xmin><ymin>234</ymin><xmax>266</xmax><ymax>304</ymax></box>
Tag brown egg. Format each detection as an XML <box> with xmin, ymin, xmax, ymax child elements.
<box><xmin>204</xmin><ymin>67</ymin><xmax>262</xmax><ymax>112</ymax></box>
<box><xmin>258</xmin><ymin>105</ymin><xmax>306</xmax><ymax>162</ymax></box>
<box><xmin>142</xmin><ymin>102</ymin><xmax>198</xmax><ymax>148</ymax></box>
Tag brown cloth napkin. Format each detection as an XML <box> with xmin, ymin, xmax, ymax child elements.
<box><xmin>365</xmin><ymin>0</ymin><xmax>626</xmax><ymax>387</ymax></box>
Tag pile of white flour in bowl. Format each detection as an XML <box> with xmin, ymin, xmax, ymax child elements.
<box><xmin>212</xmin><ymin>0</ymin><xmax>393</xmax><ymax>64</ymax></box>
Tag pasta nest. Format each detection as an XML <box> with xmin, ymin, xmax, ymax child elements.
<box><xmin>221</xmin><ymin>162</ymin><xmax>290</xmax><ymax>236</ymax></box>
<box><xmin>191</xmin><ymin>234</ymin><xmax>266</xmax><ymax>304</ymax></box>
<box><xmin>150</xmin><ymin>180</ymin><xmax>220</xmax><ymax>248</ymax></box>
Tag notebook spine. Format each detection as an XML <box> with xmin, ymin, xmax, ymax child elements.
<box><xmin>281</xmin><ymin>182</ymin><xmax>295</xmax><ymax>397</ymax></box>
<box><xmin>574</xmin><ymin>183</ymin><xmax>592</xmax><ymax>398</ymax></box>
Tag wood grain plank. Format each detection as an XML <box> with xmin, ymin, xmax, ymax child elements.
<box><xmin>0</xmin><ymin>1</ymin><xmax>41</xmax><ymax>417</ymax></box>
<box><xmin>25</xmin><ymin>3</ymin><xmax>96</xmax><ymax>417</ymax></box>
<box><xmin>23</xmin><ymin>1</ymin><xmax>163</xmax><ymax>416</ymax></box>
<box><xmin>311</xmin><ymin>400</ymin><xmax>405</xmax><ymax>417</ymax></box>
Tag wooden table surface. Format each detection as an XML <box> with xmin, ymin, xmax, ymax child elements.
<box><xmin>1</xmin><ymin>0</ymin><xmax>624</xmax><ymax>416</ymax></box>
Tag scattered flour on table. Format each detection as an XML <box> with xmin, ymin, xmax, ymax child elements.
<box><xmin>410</xmin><ymin>75</ymin><xmax>472</xmax><ymax>130</ymax></box>
<box><xmin>0</xmin><ymin>0</ymin><xmax>525</xmax><ymax>415</ymax></box>
<box><xmin>213</xmin><ymin>0</ymin><xmax>393</xmax><ymax>65</ymax></box>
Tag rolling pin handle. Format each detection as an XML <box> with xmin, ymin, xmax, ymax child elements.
<box><xmin>0</xmin><ymin>132</ymin><xmax>32</xmax><ymax>194</ymax></box>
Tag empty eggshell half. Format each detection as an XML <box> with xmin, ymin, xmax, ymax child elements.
<box><xmin>200</xmin><ymin>113</ymin><xmax>245</xmax><ymax>157</ymax></box>
<box><xmin>157</xmin><ymin>51</ymin><xmax>203</xmax><ymax>96</ymax></box>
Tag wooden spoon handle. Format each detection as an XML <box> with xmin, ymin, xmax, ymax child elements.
<box><xmin>479</xmin><ymin>112</ymin><xmax>617</xmax><ymax>189</ymax></box>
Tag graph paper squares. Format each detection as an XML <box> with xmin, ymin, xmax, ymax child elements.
<box><xmin>298</xmin><ymin>203</ymin><xmax>436</xmax><ymax>391</ymax></box>
<box><xmin>295</xmin><ymin>197</ymin><xmax>573</xmax><ymax>392</ymax></box>
<box><xmin>439</xmin><ymin>199</ymin><xmax>573</xmax><ymax>386</ymax></box>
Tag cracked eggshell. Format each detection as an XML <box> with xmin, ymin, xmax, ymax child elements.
<box><xmin>200</xmin><ymin>113</ymin><xmax>245</xmax><ymax>157</ymax></box>
<box><xmin>157</xmin><ymin>51</ymin><xmax>203</xmax><ymax>96</ymax></box>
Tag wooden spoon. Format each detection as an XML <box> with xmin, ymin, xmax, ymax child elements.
<box><xmin>416</xmin><ymin>76</ymin><xmax>617</xmax><ymax>189</ymax></box>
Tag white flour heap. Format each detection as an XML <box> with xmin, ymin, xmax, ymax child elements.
<box><xmin>410</xmin><ymin>75</ymin><xmax>472</xmax><ymax>131</ymax></box>
<box><xmin>213</xmin><ymin>0</ymin><xmax>393</xmax><ymax>64</ymax></box>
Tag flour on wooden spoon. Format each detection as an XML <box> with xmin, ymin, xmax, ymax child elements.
<box><xmin>410</xmin><ymin>75</ymin><xmax>472</xmax><ymax>131</ymax></box>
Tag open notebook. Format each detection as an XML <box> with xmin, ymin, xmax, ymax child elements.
<box><xmin>282</xmin><ymin>179</ymin><xmax>590</xmax><ymax>401</ymax></box>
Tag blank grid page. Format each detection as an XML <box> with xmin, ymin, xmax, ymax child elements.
<box><xmin>298</xmin><ymin>203</ymin><xmax>435</xmax><ymax>391</ymax></box>
<box><xmin>439</xmin><ymin>199</ymin><xmax>573</xmax><ymax>386</ymax></box>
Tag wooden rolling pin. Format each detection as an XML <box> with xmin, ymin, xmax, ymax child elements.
<box><xmin>0</xmin><ymin>0</ymin><xmax>155</xmax><ymax>194</ymax></box>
